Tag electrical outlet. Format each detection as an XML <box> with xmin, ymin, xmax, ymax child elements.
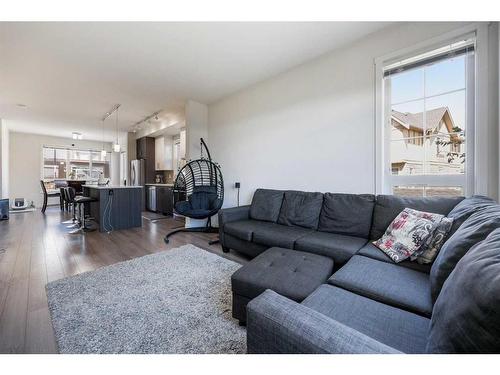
<box><xmin>109</xmin><ymin>189</ymin><xmax>114</xmax><ymax>196</ymax></box>
<box><xmin>235</xmin><ymin>182</ymin><xmax>241</xmax><ymax>188</ymax></box>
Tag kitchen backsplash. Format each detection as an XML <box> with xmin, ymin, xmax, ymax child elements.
<box><xmin>155</xmin><ymin>170</ymin><xmax>174</xmax><ymax>184</ymax></box>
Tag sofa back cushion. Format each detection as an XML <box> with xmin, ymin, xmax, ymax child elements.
<box><xmin>446</xmin><ymin>195</ymin><xmax>496</xmax><ymax>237</ymax></box>
<box><xmin>249</xmin><ymin>189</ymin><xmax>284</xmax><ymax>222</ymax></box>
<box><xmin>370</xmin><ymin>195</ymin><xmax>463</xmax><ymax>240</ymax></box>
<box><xmin>318</xmin><ymin>193</ymin><xmax>375</xmax><ymax>238</ymax></box>
<box><xmin>429</xmin><ymin>204</ymin><xmax>500</xmax><ymax>302</ymax></box>
<box><xmin>277</xmin><ymin>190</ymin><xmax>324</xmax><ymax>229</ymax></box>
<box><xmin>427</xmin><ymin>229</ymin><xmax>500</xmax><ymax>353</ymax></box>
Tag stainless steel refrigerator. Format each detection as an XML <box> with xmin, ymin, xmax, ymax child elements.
<box><xmin>130</xmin><ymin>159</ymin><xmax>145</xmax><ymax>186</ymax></box>
<box><xmin>130</xmin><ymin>159</ymin><xmax>146</xmax><ymax>210</ymax></box>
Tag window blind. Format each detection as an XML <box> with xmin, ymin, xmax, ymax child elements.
<box><xmin>384</xmin><ymin>37</ymin><xmax>475</xmax><ymax>78</ymax></box>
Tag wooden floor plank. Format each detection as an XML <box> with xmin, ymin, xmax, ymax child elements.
<box><xmin>0</xmin><ymin>207</ymin><xmax>247</xmax><ymax>353</ymax></box>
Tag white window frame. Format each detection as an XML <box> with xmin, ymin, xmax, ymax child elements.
<box><xmin>41</xmin><ymin>145</ymin><xmax>112</xmax><ymax>181</ymax></box>
<box><xmin>374</xmin><ymin>23</ymin><xmax>490</xmax><ymax>197</ymax></box>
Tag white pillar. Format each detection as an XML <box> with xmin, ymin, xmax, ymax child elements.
<box><xmin>110</xmin><ymin>151</ymin><xmax>120</xmax><ymax>186</ymax></box>
<box><xmin>185</xmin><ymin>100</ymin><xmax>209</xmax><ymax>228</ymax></box>
<box><xmin>0</xmin><ymin>120</ymin><xmax>9</xmax><ymax>199</ymax></box>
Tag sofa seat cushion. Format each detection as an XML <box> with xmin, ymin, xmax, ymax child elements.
<box><xmin>370</xmin><ymin>195</ymin><xmax>463</xmax><ymax>240</ymax></box>
<box><xmin>357</xmin><ymin>243</ymin><xmax>431</xmax><ymax>274</ymax></box>
<box><xmin>318</xmin><ymin>193</ymin><xmax>375</xmax><ymax>238</ymax></box>
<box><xmin>294</xmin><ymin>232</ymin><xmax>367</xmax><ymax>265</ymax></box>
<box><xmin>427</xmin><ymin>228</ymin><xmax>500</xmax><ymax>353</ymax></box>
<box><xmin>224</xmin><ymin>219</ymin><xmax>274</xmax><ymax>242</ymax></box>
<box><xmin>249</xmin><ymin>189</ymin><xmax>284</xmax><ymax>222</ymax></box>
<box><xmin>328</xmin><ymin>255</ymin><xmax>432</xmax><ymax>317</ymax></box>
<box><xmin>252</xmin><ymin>223</ymin><xmax>313</xmax><ymax>249</ymax></box>
<box><xmin>277</xmin><ymin>190</ymin><xmax>324</xmax><ymax>229</ymax></box>
<box><xmin>231</xmin><ymin>247</ymin><xmax>334</xmax><ymax>301</ymax></box>
<box><xmin>430</xmin><ymin>204</ymin><xmax>500</xmax><ymax>302</ymax></box>
<box><xmin>302</xmin><ymin>285</ymin><xmax>430</xmax><ymax>353</ymax></box>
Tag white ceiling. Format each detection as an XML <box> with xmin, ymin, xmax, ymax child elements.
<box><xmin>0</xmin><ymin>22</ymin><xmax>391</xmax><ymax>141</ymax></box>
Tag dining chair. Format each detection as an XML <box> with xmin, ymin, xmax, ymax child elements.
<box><xmin>40</xmin><ymin>180</ymin><xmax>60</xmax><ymax>213</ymax></box>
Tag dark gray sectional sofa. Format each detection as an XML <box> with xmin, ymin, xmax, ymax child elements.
<box><xmin>218</xmin><ymin>189</ymin><xmax>500</xmax><ymax>353</ymax></box>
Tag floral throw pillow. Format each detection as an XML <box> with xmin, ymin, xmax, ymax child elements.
<box><xmin>373</xmin><ymin>208</ymin><xmax>444</xmax><ymax>263</ymax></box>
<box><xmin>411</xmin><ymin>216</ymin><xmax>454</xmax><ymax>264</ymax></box>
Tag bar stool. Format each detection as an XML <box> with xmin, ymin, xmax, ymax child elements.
<box><xmin>69</xmin><ymin>194</ymin><xmax>98</xmax><ymax>234</ymax></box>
<box><xmin>61</xmin><ymin>187</ymin><xmax>78</xmax><ymax>227</ymax></box>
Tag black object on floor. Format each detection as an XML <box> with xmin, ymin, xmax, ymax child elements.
<box><xmin>0</xmin><ymin>199</ymin><xmax>9</xmax><ymax>220</ymax></box>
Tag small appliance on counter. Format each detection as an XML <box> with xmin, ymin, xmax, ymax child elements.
<box><xmin>155</xmin><ymin>174</ymin><xmax>164</xmax><ymax>184</ymax></box>
<box><xmin>98</xmin><ymin>173</ymin><xmax>110</xmax><ymax>186</ymax></box>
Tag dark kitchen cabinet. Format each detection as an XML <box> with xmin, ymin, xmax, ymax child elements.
<box><xmin>156</xmin><ymin>187</ymin><xmax>173</xmax><ymax>215</ymax></box>
<box><xmin>136</xmin><ymin>137</ymin><xmax>156</xmax><ymax>183</ymax></box>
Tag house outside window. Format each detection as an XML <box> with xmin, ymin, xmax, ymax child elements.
<box><xmin>379</xmin><ymin>35</ymin><xmax>475</xmax><ymax>197</ymax></box>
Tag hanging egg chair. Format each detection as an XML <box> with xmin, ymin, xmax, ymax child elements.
<box><xmin>164</xmin><ymin>138</ymin><xmax>224</xmax><ymax>244</ymax></box>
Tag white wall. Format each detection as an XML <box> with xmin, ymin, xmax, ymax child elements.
<box><xmin>8</xmin><ymin>131</ymin><xmax>113</xmax><ymax>207</ymax></box>
<box><xmin>185</xmin><ymin>100</ymin><xmax>209</xmax><ymax>160</ymax></box>
<box><xmin>0</xmin><ymin>120</ymin><xmax>9</xmax><ymax>198</ymax></box>
<box><xmin>209</xmin><ymin>22</ymin><xmax>499</xmax><ymax>207</ymax></box>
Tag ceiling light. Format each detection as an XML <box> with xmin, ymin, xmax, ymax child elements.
<box><xmin>101</xmin><ymin>119</ymin><xmax>107</xmax><ymax>158</ymax></box>
<box><xmin>114</xmin><ymin>106</ymin><xmax>120</xmax><ymax>153</ymax></box>
<box><xmin>72</xmin><ymin>132</ymin><xmax>83</xmax><ymax>140</ymax></box>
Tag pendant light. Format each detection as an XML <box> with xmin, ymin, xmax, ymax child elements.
<box><xmin>113</xmin><ymin>106</ymin><xmax>121</xmax><ymax>153</ymax></box>
<box><xmin>100</xmin><ymin>119</ymin><xmax>107</xmax><ymax>158</ymax></box>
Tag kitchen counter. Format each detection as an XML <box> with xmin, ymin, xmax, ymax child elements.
<box><xmin>145</xmin><ymin>183</ymin><xmax>174</xmax><ymax>187</ymax></box>
<box><xmin>85</xmin><ymin>185</ymin><xmax>143</xmax><ymax>189</ymax></box>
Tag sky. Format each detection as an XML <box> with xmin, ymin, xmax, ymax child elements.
<box><xmin>390</xmin><ymin>54</ymin><xmax>467</xmax><ymax>131</ymax></box>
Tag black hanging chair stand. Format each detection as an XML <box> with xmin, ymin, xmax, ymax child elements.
<box><xmin>164</xmin><ymin>138</ymin><xmax>225</xmax><ymax>249</ymax></box>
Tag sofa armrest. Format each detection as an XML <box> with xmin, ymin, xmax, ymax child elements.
<box><xmin>218</xmin><ymin>205</ymin><xmax>250</xmax><ymax>226</ymax></box>
<box><xmin>218</xmin><ymin>205</ymin><xmax>251</xmax><ymax>248</ymax></box>
<box><xmin>246</xmin><ymin>290</ymin><xmax>401</xmax><ymax>354</ymax></box>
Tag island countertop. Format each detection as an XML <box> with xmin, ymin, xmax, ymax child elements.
<box><xmin>84</xmin><ymin>185</ymin><xmax>143</xmax><ymax>190</ymax></box>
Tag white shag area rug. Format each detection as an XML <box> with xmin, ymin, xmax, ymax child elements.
<box><xmin>46</xmin><ymin>244</ymin><xmax>245</xmax><ymax>353</ymax></box>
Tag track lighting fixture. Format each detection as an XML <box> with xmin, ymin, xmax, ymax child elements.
<box><xmin>100</xmin><ymin>104</ymin><xmax>121</xmax><ymax>153</ymax></box>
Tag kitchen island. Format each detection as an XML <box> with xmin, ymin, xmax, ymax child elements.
<box><xmin>83</xmin><ymin>185</ymin><xmax>143</xmax><ymax>232</ymax></box>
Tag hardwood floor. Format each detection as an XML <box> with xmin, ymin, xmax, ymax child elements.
<box><xmin>0</xmin><ymin>207</ymin><xmax>248</xmax><ymax>353</ymax></box>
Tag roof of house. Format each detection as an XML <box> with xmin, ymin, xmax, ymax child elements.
<box><xmin>392</xmin><ymin>107</ymin><xmax>451</xmax><ymax>131</ymax></box>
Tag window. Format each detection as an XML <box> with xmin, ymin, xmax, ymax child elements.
<box><xmin>43</xmin><ymin>147</ymin><xmax>68</xmax><ymax>179</ymax></box>
<box><xmin>381</xmin><ymin>36</ymin><xmax>475</xmax><ymax>197</ymax></box>
<box><xmin>90</xmin><ymin>151</ymin><xmax>111</xmax><ymax>179</ymax></box>
<box><xmin>42</xmin><ymin>146</ymin><xmax>111</xmax><ymax>181</ymax></box>
<box><xmin>68</xmin><ymin>149</ymin><xmax>91</xmax><ymax>179</ymax></box>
